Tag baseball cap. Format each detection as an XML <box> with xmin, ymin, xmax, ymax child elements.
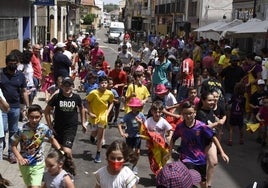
<box><xmin>156</xmin><ymin>161</ymin><xmax>201</xmax><ymax>188</ymax></box>
<box><xmin>257</xmin><ymin>79</ymin><xmax>265</xmax><ymax>85</ymax></box>
<box><xmin>62</xmin><ymin>77</ymin><xmax>74</xmax><ymax>86</ymax></box>
<box><xmin>56</xmin><ymin>42</ymin><xmax>66</xmax><ymax>48</ymax></box>
<box><xmin>168</xmin><ymin>54</ymin><xmax>176</xmax><ymax>60</ymax></box>
<box><xmin>255</xmin><ymin>56</ymin><xmax>262</xmax><ymax>62</ymax></box>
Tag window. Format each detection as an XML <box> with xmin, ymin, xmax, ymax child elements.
<box><xmin>0</xmin><ymin>19</ymin><xmax>18</xmax><ymax>41</ymax></box>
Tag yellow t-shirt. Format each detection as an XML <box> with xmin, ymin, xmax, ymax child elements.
<box><xmin>86</xmin><ymin>89</ymin><xmax>114</xmax><ymax>126</ymax></box>
<box><xmin>218</xmin><ymin>55</ymin><xmax>230</xmax><ymax>69</ymax></box>
<box><xmin>125</xmin><ymin>84</ymin><xmax>150</xmax><ymax>113</ymax></box>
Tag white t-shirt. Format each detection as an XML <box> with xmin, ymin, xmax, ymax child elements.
<box><xmin>149</xmin><ymin>49</ymin><xmax>158</xmax><ymax>61</ymax></box>
<box><xmin>145</xmin><ymin>116</ymin><xmax>172</xmax><ymax>138</ymax></box>
<box><xmin>94</xmin><ymin>166</ymin><xmax>139</xmax><ymax>188</ymax></box>
<box><xmin>262</xmin><ymin>58</ymin><xmax>268</xmax><ymax>81</ymax></box>
<box><xmin>17</xmin><ymin>63</ymin><xmax>35</xmax><ymax>87</ymax></box>
<box><xmin>165</xmin><ymin>92</ymin><xmax>177</xmax><ymax>107</ymax></box>
<box><xmin>118</xmin><ymin>51</ymin><xmax>133</xmax><ymax>67</ymax></box>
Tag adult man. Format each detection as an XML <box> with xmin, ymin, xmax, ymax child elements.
<box><xmin>53</xmin><ymin>42</ymin><xmax>72</xmax><ymax>81</ymax></box>
<box><xmin>202</xmin><ymin>50</ymin><xmax>215</xmax><ymax>69</ymax></box>
<box><xmin>89</xmin><ymin>42</ymin><xmax>104</xmax><ymax>67</ymax></box>
<box><xmin>117</xmin><ymin>44</ymin><xmax>133</xmax><ymax>73</ymax></box>
<box><xmin>0</xmin><ymin>54</ymin><xmax>29</xmax><ymax>163</ymax></box>
<box><xmin>220</xmin><ymin>55</ymin><xmax>245</xmax><ymax>102</ymax></box>
<box><xmin>152</xmin><ymin>48</ymin><xmax>172</xmax><ymax>96</ymax></box>
<box><xmin>31</xmin><ymin>44</ymin><xmax>42</xmax><ymax>91</ymax></box>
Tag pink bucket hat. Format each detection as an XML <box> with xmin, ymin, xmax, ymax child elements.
<box><xmin>128</xmin><ymin>97</ymin><xmax>143</xmax><ymax>107</ymax></box>
<box><xmin>155</xmin><ymin>84</ymin><xmax>169</xmax><ymax>95</ymax></box>
<box><xmin>156</xmin><ymin>161</ymin><xmax>201</xmax><ymax>188</ymax></box>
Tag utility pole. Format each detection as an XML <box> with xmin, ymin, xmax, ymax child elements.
<box><xmin>253</xmin><ymin>0</ymin><xmax>257</xmax><ymax>18</ymax></box>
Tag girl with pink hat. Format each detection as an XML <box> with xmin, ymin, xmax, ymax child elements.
<box><xmin>118</xmin><ymin>97</ymin><xmax>146</xmax><ymax>175</ymax></box>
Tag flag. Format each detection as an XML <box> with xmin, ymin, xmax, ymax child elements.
<box><xmin>246</xmin><ymin>123</ymin><xmax>260</xmax><ymax>133</ymax></box>
<box><xmin>140</xmin><ymin>122</ymin><xmax>169</xmax><ymax>174</ymax></box>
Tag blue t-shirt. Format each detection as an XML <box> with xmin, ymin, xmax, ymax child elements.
<box><xmin>84</xmin><ymin>82</ymin><xmax>98</xmax><ymax>95</ymax></box>
<box><xmin>0</xmin><ymin>69</ymin><xmax>27</xmax><ymax>108</ymax></box>
<box><xmin>152</xmin><ymin>59</ymin><xmax>172</xmax><ymax>85</ymax></box>
<box><xmin>120</xmin><ymin>111</ymin><xmax>146</xmax><ymax>137</ymax></box>
<box><xmin>172</xmin><ymin>120</ymin><xmax>214</xmax><ymax>165</ymax></box>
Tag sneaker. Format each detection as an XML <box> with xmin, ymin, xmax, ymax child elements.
<box><xmin>94</xmin><ymin>153</ymin><xmax>101</xmax><ymax>163</ymax></box>
<box><xmin>101</xmin><ymin>139</ymin><xmax>107</xmax><ymax>148</ymax></box>
<box><xmin>8</xmin><ymin>154</ymin><xmax>17</xmax><ymax>164</ymax></box>
<box><xmin>132</xmin><ymin>166</ymin><xmax>138</xmax><ymax>175</ymax></box>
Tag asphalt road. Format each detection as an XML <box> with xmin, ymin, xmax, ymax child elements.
<box><xmin>71</xmin><ymin>27</ymin><xmax>267</xmax><ymax>188</ymax></box>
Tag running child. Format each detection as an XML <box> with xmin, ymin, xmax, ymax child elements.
<box><xmin>42</xmin><ymin>150</ymin><xmax>75</xmax><ymax>188</ymax></box>
<box><xmin>118</xmin><ymin>97</ymin><xmax>146</xmax><ymax>174</ymax></box>
<box><xmin>144</xmin><ymin>100</ymin><xmax>173</xmax><ymax>174</ymax></box>
<box><xmin>86</xmin><ymin>76</ymin><xmax>114</xmax><ymax>163</ymax></box>
<box><xmin>94</xmin><ymin>139</ymin><xmax>139</xmax><ymax>188</ymax></box>
<box><xmin>170</xmin><ymin>101</ymin><xmax>229</xmax><ymax>188</ymax></box>
<box><xmin>11</xmin><ymin>104</ymin><xmax>62</xmax><ymax>188</ymax></box>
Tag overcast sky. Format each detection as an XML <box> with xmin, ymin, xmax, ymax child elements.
<box><xmin>103</xmin><ymin>0</ymin><xmax>119</xmax><ymax>5</ymax></box>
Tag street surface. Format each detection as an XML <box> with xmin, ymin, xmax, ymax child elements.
<box><xmin>64</xmin><ymin>28</ymin><xmax>267</xmax><ymax>188</ymax></box>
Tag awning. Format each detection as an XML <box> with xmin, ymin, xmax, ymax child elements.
<box><xmin>212</xmin><ymin>19</ymin><xmax>243</xmax><ymax>32</ymax></box>
<box><xmin>238</xmin><ymin>19</ymin><xmax>268</xmax><ymax>34</ymax></box>
<box><xmin>194</xmin><ymin>20</ymin><xmax>226</xmax><ymax>32</ymax></box>
<box><xmin>221</xmin><ymin>18</ymin><xmax>262</xmax><ymax>38</ymax></box>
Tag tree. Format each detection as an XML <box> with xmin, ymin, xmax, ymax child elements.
<box><xmin>83</xmin><ymin>14</ymin><xmax>95</xmax><ymax>25</ymax></box>
<box><xmin>104</xmin><ymin>3</ymin><xmax>119</xmax><ymax>13</ymax></box>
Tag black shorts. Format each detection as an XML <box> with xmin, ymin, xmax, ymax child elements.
<box><xmin>126</xmin><ymin>137</ymin><xmax>141</xmax><ymax>149</ymax></box>
<box><xmin>184</xmin><ymin>162</ymin><xmax>207</xmax><ymax>182</ymax></box>
<box><xmin>55</xmin><ymin>126</ymin><xmax>78</xmax><ymax>148</ymax></box>
<box><xmin>229</xmin><ymin>116</ymin><xmax>243</xmax><ymax>127</ymax></box>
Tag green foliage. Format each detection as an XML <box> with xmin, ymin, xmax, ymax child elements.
<box><xmin>83</xmin><ymin>14</ymin><xmax>95</xmax><ymax>25</ymax></box>
<box><xmin>104</xmin><ymin>3</ymin><xmax>119</xmax><ymax>13</ymax></box>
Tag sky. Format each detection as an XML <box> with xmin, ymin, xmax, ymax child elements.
<box><xmin>103</xmin><ymin>0</ymin><xmax>119</xmax><ymax>5</ymax></box>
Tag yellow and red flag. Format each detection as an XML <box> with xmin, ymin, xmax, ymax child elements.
<box><xmin>140</xmin><ymin>122</ymin><xmax>169</xmax><ymax>175</ymax></box>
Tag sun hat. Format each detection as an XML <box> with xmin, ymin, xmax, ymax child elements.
<box><xmin>56</xmin><ymin>42</ymin><xmax>66</xmax><ymax>48</ymax></box>
<box><xmin>62</xmin><ymin>77</ymin><xmax>74</xmax><ymax>86</ymax></box>
<box><xmin>128</xmin><ymin>97</ymin><xmax>143</xmax><ymax>107</ymax></box>
<box><xmin>156</xmin><ymin>161</ymin><xmax>201</xmax><ymax>188</ymax></box>
<box><xmin>257</xmin><ymin>79</ymin><xmax>265</xmax><ymax>85</ymax></box>
<box><xmin>155</xmin><ymin>84</ymin><xmax>169</xmax><ymax>95</ymax></box>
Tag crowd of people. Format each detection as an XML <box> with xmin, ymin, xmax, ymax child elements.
<box><xmin>0</xmin><ymin>29</ymin><xmax>268</xmax><ymax>188</ymax></box>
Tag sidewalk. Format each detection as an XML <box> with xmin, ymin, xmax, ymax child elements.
<box><xmin>0</xmin><ymin>91</ymin><xmax>51</xmax><ymax>187</ymax></box>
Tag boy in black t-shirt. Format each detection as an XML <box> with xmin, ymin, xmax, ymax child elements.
<box><xmin>44</xmin><ymin>77</ymin><xmax>87</xmax><ymax>156</ymax></box>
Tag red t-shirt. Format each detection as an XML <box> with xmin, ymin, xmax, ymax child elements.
<box><xmin>31</xmin><ymin>54</ymin><xmax>42</xmax><ymax>79</ymax></box>
<box><xmin>108</xmin><ymin>69</ymin><xmax>127</xmax><ymax>96</ymax></box>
